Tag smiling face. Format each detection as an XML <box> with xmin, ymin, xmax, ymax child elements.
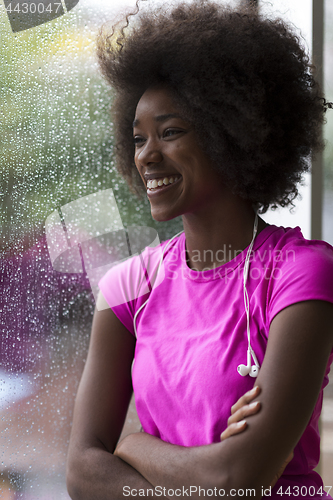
<box><xmin>133</xmin><ymin>86</ymin><xmax>229</xmax><ymax>222</ymax></box>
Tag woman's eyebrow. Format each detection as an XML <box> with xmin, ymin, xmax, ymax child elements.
<box><xmin>133</xmin><ymin>113</ymin><xmax>183</xmax><ymax>128</ymax></box>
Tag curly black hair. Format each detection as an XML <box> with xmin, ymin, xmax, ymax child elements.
<box><xmin>97</xmin><ymin>0</ymin><xmax>325</xmax><ymax>213</ymax></box>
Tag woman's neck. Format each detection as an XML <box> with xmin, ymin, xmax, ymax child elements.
<box><xmin>181</xmin><ymin>199</ymin><xmax>268</xmax><ymax>272</ymax></box>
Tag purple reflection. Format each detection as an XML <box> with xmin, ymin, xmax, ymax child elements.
<box><xmin>0</xmin><ymin>234</ymin><xmax>91</xmax><ymax>373</ymax></box>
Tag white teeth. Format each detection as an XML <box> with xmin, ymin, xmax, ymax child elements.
<box><xmin>147</xmin><ymin>175</ymin><xmax>180</xmax><ymax>190</ymax></box>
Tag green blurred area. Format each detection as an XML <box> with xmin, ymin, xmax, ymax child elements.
<box><xmin>0</xmin><ymin>3</ymin><xmax>182</xmax><ymax>256</ymax></box>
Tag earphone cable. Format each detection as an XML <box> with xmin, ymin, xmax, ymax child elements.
<box><xmin>243</xmin><ymin>212</ymin><xmax>258</xmax><ymax>357</ymax></box>
<box><xmin>133</xmin><ymin>229</ymin><xmax>184</xmax><ymax>338</ymax></box>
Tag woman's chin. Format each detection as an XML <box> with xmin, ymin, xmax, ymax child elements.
<box><xmin>150</xmin><ymin>207</ymin><xmax>179</xmax><ymax>222</ymax></box>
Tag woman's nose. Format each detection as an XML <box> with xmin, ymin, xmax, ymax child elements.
<box><xmin>137</xmin><ymin>139</ymin><xmax>163</xmax><ymax>166</ymax></box>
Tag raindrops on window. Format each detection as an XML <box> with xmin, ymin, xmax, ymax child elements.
<box><xmin>0</xmin><ymin>0</ymin><xmax>183</xmax><ymax>496</ymax></box>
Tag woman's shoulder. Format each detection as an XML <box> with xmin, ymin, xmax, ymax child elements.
<box><xmin>262</xmin><ymin>224</ymin><xmax>333</xmax><ymax>324</ymax></box>
<box><xmin>98</xmin><ymin>231</ymin><xmax>184</xmax><ymax>308</ymax></box>
<box><xmin>258</xmin><ymin>223</ymin><xmax>333</xmax><ymax>264</ymax></box>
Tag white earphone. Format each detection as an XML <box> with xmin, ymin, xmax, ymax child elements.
<box><xmin>237</xmin><ymin>212</ymin><xmax>260</xmax><ymax>378</ymax></box>
<box><xmin>237</xmin><ymin>348</ymin><xmax>260</xmax><ymax>378</ymax></box>
<box><xmin>133</xmin><ymin>212</ymin><xmax>260</xmax><ymax>378</ymax></box>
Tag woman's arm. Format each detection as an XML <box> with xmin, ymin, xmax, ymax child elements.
<box><xmin>66</xmin><ymin>305</ymin><xmax>167</xmax><ymax>500</ymax></box>
<box><xmin>114</xmin><ymin>300</ymin><xmax>333</xmax><ymax>498</ymax></box>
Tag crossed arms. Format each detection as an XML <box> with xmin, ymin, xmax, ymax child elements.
<box><xmin>66</xmin><ymin>299</ymin><xmax>333</xmax><ymax>499</ymax></box>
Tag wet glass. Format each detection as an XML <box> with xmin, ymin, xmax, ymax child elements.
<box><xmin>0</xmin><ymin>0</ymin><xmax>182</xmax><ymax>496</ymax></box>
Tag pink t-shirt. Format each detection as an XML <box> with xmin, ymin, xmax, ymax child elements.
<box><xmin>99</xmin><ymin>224</ymin><xmax>333</xmax><ymax>498</ymax></box>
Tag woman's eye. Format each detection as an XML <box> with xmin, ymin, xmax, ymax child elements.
<box><xmin>164</xmin><ymin>129</ymin><xmax>182</xmax><ymax>138</ymax></box>
<box><xmin>133</xmin><ymin>136</ymin><xmax>145</xmax><ymax>146</ymax></box>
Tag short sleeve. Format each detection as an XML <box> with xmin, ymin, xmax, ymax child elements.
<box><xmin>98</xmin><ymin>242</ymin><xmax>167</xmax><ymax>335</ymax></box>
<box><xmin>267</xmin><ymin>239</ymin><xmax>333</xmax><ymax>326</ymax></box>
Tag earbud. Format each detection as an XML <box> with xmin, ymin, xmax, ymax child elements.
<box><xmin>238</xmin><ymin>349</ymin><xmax>259</xmax><ymax>378</ymax></box>
<box><xmin>249</xmin><ymin>365</ymin><xmax>259</xmax><ymax>378</ymax></box>
<box><xmin>237</xmin><ymin>349</ymin><xmax>252</xmax><ymax>376</ymax></box>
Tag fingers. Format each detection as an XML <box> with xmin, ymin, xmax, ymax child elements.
<box><xmin>230</xmin><ymin>386</ymin><xmax>261</xmax><ymax>415</ymax></box>
<box><xmin>220</xmin><ymin>386</ymin><xmax>262</xmax><ymax>442</ymax></box>
<box><xmin>220</xmin><ymin>420</ymin><xmax>247</xmax><ymax>441</ymax></box>
<box><xmin>228</xmin><ymin>400</ymin><xmax>261</xmax><ymax>426</ymax></box>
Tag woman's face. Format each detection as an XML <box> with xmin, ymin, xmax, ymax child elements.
<box><xmin>133</xmin><ymin>86</ymin><xmax>228</xmax><ymax>221</ymax></box>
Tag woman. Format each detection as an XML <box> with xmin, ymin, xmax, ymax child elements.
<box><xmin>66</xmin><ymin>1</ymin><xmax>333</xmax><ymax>498</ymax></box>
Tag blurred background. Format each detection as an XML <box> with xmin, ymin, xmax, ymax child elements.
<box><xmin>0</xmin><ymin>0</ymin><xmax>332</xmax><ymax>497</ymax></box>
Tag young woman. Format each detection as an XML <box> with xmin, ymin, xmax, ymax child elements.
<box><xmin>66</xmin><ymin>2</ymin><xmax>333</xmax><ymax>499</ymax></box>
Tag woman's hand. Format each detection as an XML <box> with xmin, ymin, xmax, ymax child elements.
<box><xmin>220</xmin><ymin>385</ymin><xmax>261</xmax><ymax>441</ymax></box>
<box><xmin>220</xmin><ymin>385</ymin><xmax>293</xmax><ymax>488</ymax></box>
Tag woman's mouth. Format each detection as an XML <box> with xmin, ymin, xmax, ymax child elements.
<box><xmin>146</xmin><ymin>175</ymin><xmax>182</xmax><ymax>197</ymax></box>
